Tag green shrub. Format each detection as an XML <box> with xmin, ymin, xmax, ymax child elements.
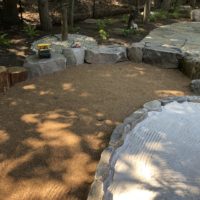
<box><xmin>122</xmin><ymin>14</ymin><xmax>129</xmax><ymax>24</ymax></box>
<box><xmin>96</xmin><ymin>19</ymin><xmax>111</xmax><ymax>41</ymax></box>
<box><xmin>69</xmin><ymin>26</ymin><xmax>80</xmax><ymax>33</ymax></box>
<box><xmin>122</xmin><ymin>28</ymin><xmax>137</xmax><ymax>37</ymax></box>
<box><xmin>24</xmin><ymin>24</ymin><xmax>38</xmax><ymax>37</ymax></box>
<box><xmin>99</xmin><ymin>29</ymin><xmax>109</xmax><ymax>40</ymax></box>
<box><xmin>169</xmin><ymin>8</ymin><xmax>182</xmax><ymax>19</ymax></box>
<box><xmin>96</xmin><ymin>19</ymin><xmax>106</xmax><ymax>30</ymax></box>
<box><xmin>149</xmin><ymin>10</ymin><xmax>168</xmax><ymax>22</ymax></box>
<box><xmin>0</xmin><ymin>33</ymin><xmax>10</xmax><ymax>47</ymax></box>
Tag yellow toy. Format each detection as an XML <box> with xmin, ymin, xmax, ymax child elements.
<box><xmin>37</xmin><ymin>43</ymin><xmax>51</xmax><ymax>59</ymax></box>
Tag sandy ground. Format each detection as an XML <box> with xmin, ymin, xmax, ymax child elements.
<box><xmin>0</xmin><ymin>62</ymin><xmax>191</xmax><ymax>200</ymax></box>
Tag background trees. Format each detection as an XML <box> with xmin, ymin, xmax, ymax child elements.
<box><xmin>38</xmin><ymin>0</ymin><xmax>52</xmax><ymax>31</ymax></box>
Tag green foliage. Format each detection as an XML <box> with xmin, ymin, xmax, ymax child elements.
<box><xmin>149</xmin><ymin>8</ymin><xmax>182</xmax><ymax>22</ymax></box>
<box><xmin>104</xmin><ymin>18</ymin><xmax>114</xmax><ymax>25</ymax></box>
<box><xmin>99</xmin><ymin>29</ymin><xmax>109</xmax><ymax>41</ymax></box>
<box><xmin>121</xmin><ymin>14</ymin><xmax>129</xmax><ymax>24</ymax></box>
<box><xmin>96</xmin><ymin>19</ymin><xmax>111</xmax><ymax>41</ymax></box>
<box><xmin>69</xmin><ymin>26</ymin><xmax>80</xmax><ymax>33</ymax></box>
<box><xmin>122</xmin><ymin>28</ymin><xmax>137</xmax><ymax>37</ymax></box>
<box><xmin>23</xmin><ymin>24</ymin><xmax>38</xmax><ymax>37</ymax></box>
<box><xmin>96</xmin><ymin>19</ymin><xmax>107</xmax><ymax>30</ymax></box>
<box><xmin>149</xmin><ymin>10</ymin><xmax>168</xmax><ymax>22</ymax></box>
<box><xmin>0</xmin><ymin>33</ymin><xmax>10</xmax><ymax>47</ymax></box>
<box><xmin>169</xmin><ymin>9</ymin><xmax>181</xmax><ymax>19</ymax></box>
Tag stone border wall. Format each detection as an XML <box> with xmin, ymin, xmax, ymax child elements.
<box><xmin>87</xmin><ymin>95</ymin><xmax>200</xmax><ymax>200</ymax></box>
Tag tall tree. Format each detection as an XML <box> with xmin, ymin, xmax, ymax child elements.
<box><xmin>2</xmin><ymin>0</ymin><xmax>20</xmax><ymax>26</ymax></box>
<box><xmin>190</xmin><ymin>0</ymin><xmax>196</xmax><ymax>8</ymax></box>
<box><xmin>69</xmin><ymin>0</ymin><xmax>75</xmax><ymax>28</ymax></box>
<box><xmin>60</xmin><ymin>0</ymin><xmax>68</xmax><ymax>40</ymax></box>
<box><xmin>161</xmin><ymin>0</ymin><xmax>171</xmax><ymax>10</ymax></box>
<box><xmin>38</xmin><ymin>0</ymin><xmax>52</xmax><ymax>31</ymax></box>
<box><xmin>143</xmin><ymin>0</ymin><xmax>151</xmax><ymax>23</ymax></box>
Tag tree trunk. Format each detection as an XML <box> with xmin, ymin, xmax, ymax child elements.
<box><xmin>69</xmin><ymin>0</ymin><xmax>75</xmax><ymax>28</ymax></box>
<box><xmin>0</xmin><ymin>66</ymin><xmax>9</xmax><ymax>93</ymax></box>
<box><xmin>154</xmin><ymin>0</ymin><xmax>161</xmax><ymax>9</ymax></box>
<box><xmin>143</xmin><ymin>0</ymin><xmax>151</xmax><ymax>23</ymax></box>
<box><xmin>190</xmin><ymin>0</ymin><xmax>196</xmax><ymax>8</ymax></box>
<box><xmin>2</xmin><ymin>0</ymin><xmax>20</xmax><ymax>26</ymax></box>
<box><xmin>61</xmin><ymin>0</ymin><xmax>68</xmax><ymax>41</ymax></box>
<box><xmin>8</xmin><ymin>67</ymin><xmax>28</xmax><ymax>86</ymax></box>
<box><xmin>38</xmin><ymin>0</ymin><xmax>52</xmax><ymax>31</ymax></box>
<box><xmin>161</xmin><ymin>0</ymin><xmax>171</xmax><ymax>10</ymax></box>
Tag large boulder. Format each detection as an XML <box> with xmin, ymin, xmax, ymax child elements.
<box><xmin>127</xmin><ymin>43</ymin><xmax>144</xmax><ymax>63</ymax></box>
<box><xmin>181</xmin><ymin>55</ymin><xmax>200</xmax><ymax>79</ymax></box>
<box><xmin>85</xmin><ymin>45</ymin><xmax>127</xmax><ymax>64</ymax></box>
<box><xmin>63</xmin><ymin>48</ymin><xmax>85</xmax><ymax>65</ymax></box>
<box><xmin>191</xmin><ymin>9</ymin><xmax>200</xmax><ymax>21</ymax></box>
<box><xmin>190</xmin><ymin>79</ymin><xmax>200</xmax><ymax>94</ymax></box>
<box><xmin>23</xmin><ymin>53</ymin><xmax>66</xmax><ymax>78</ymax></box>
<box><xmin>142</xmin><ymin>45</ymin><xmax>183</xmax><ymax>68</ymax></box>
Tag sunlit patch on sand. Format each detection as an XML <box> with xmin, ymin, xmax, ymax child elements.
<box><xmin>37</xmin><ymin>120</ymin><xmax>80</xmax><ymax>147</ymax></box>
<box><xmin>21</xmin><ymin>114</ymin><xmax>40</xmax><ymax>124</ymax></box>
<box><xmin>62</xmin><ymin>83</ymin><xmax>75</xmax><ymax>92</ymax></box>
<box><xmin>22</xmin><ymin>84</ymin><xmax>36</xmax><ymax>90</ymax></box>
<box><xmin>0</xmin><ymin>130</ymin><xmax>9</xmax><ymax>144</ymax></box>
<box><xmin>155</xmin><ymin>90</ymin><xmax>185</xmax><ymax>97</ymax></box>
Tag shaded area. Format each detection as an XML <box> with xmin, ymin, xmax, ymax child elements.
<box><xmin>0</xmin><ymin>62</ymin><xmax>191</xmax><ymax>200</ymax></box>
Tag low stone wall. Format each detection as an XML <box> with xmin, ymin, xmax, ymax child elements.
<box><xmin>87</xmin><ymin>95</ymin><xmax>200</xmax><ymax>200</ymax></box>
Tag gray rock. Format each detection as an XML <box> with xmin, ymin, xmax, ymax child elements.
<box><xmin>23</xmin><ymin>53</ymin><xmax>66</xmax><ymax>78</ymax></box>
<box><xmin>160</xmin><ymin>96</ymin><xmax>188</xmax><ymax>106</ymax></box>
<box><xmin>181</xmin><ymin>56</ymin><xmax>200</xmax><ymax>79</ymax></box>
<box><xmin>63</xmin><ymin>48</ymin><xmax>85</xmax><ymax>65</ymax></box>
<box><xmin>143</xmin><ymin>100</ymin><xmax>162</xmax><ymax>111</ymax></box>
<box><xmin>143</xmin><ymin>45</ymin><xmax>182</xmax><ymax>68</ymax></box>
<box><xmin>95</xmin><ymin>147</ymin><xmax>113</xmax><ymax>181</ymax></box>
<box><xmin>85</xmin><ymin>45</ymin><xmax>127</xmax><ymax>64</ymax></box>
<box><xmin>187</xmin><ymin>96</ymin><xmax>200</xmax><ymax>103</ymax></box>
<box><xmin>191</xmin><ymin>79</ymin><xmax>200</xmax><ymax>94</ymax></box>
<box><xmin>127</xmin><ymin>42</ymin><xmax>144</xmax><ymax>63</ymax></box>
<box><xmin>191</xmin><ymin>9</ymin><xmax>200</xmax><ymax>21</ymax></box>
<box><xmin>87</xmin><ymin>180</ymin><xmax>104</xmax><ymax>200</ymax></box>
<box><xmin>84</xmin><ymin>18</ymin><xmax>98</xmax><ymax>24</ymax></box>
<box><xmin>179</xmin><ymin>5</ymin><xmax>192</xmax><ymax>18</ymax></box>
<box><xmin>124</xmin><ymin>108</ymin><xmax>148</xmax><ymax>129</ymax></box>
<box><xmin>109</xmin><ymin>124</ymin><xmax>128</xmax><ymax>148</ymax></box>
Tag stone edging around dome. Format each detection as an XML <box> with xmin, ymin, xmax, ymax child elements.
<box><xmin>87</xmin><ymin>95</ymin><xmax>200</xmax><ymax>200</ymax></box>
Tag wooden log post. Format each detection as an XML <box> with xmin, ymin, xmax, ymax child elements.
<box><xmin>0</xmin><ymin>66</ymin><xmax>9</xmax><ymax>93</ymax></box>
<box><xmin>8</xmin><ymin>67</ymin><xmax>28</xmax><ymax>86</ymax></box>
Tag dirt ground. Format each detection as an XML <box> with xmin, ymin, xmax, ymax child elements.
<box><xmin>0</xmin><ymin>62</ymin><xmax>192</xmax><ymax>200</ymax></box>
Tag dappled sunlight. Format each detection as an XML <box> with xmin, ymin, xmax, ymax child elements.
<box><xmin>1</xmin><ymin>179</ymin><xmax>68</xmax><ymax>200</ymax></box>
<box><xmin>62</xmin><ymin>83</ymin><xmax>75</xmax><ymax>92</ymax></box>
<box><xmin>0</xmin><ymin>130</ymin><xmax>9</xmax><ymax>144</ymax></box>
<box><xmin>39</xmin><ymin>90</ymin><xmax>54</xmax><ymax>96</ymax></box>
<box><xmin>0</xmin><ymin>62</ymin><xmax>191</xmax><ymax>199</ymax></box>
<box><xmin>23</xmin><ymin>84</ymin><xmax>36</xmax><ymax>90</ymax></box>
<box><xmin>37</xmin><ymin>120</ymin><xmax>80</xmax><ymax>147</ymax></box>
<box><xmin>63</xmin><ymin>152</ymin><xmax>96</xmax><ymax>186</ymax></box>
<box><xmin>155</xmin><ymin>89</ymin><xmax>186</xmax><ymax>97</ymax></box>
<box><xmin>80</xmin><ymin>91</ymin><xmax>91</xmax><ymax>97</ymax></box>
<box><xmin>113</xmin><ymin>186</ymin><xmax>157</xmax><ymax>200</ymax></box>
<box><xmin>83</xmin><ymin>131</ymin><xmax>107</xmax><ymax>151</ymax></box>
<box><xmin>21</xmin><ymin>114</ymin><xmax>40</xmax><ymax>124</ymax></box>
